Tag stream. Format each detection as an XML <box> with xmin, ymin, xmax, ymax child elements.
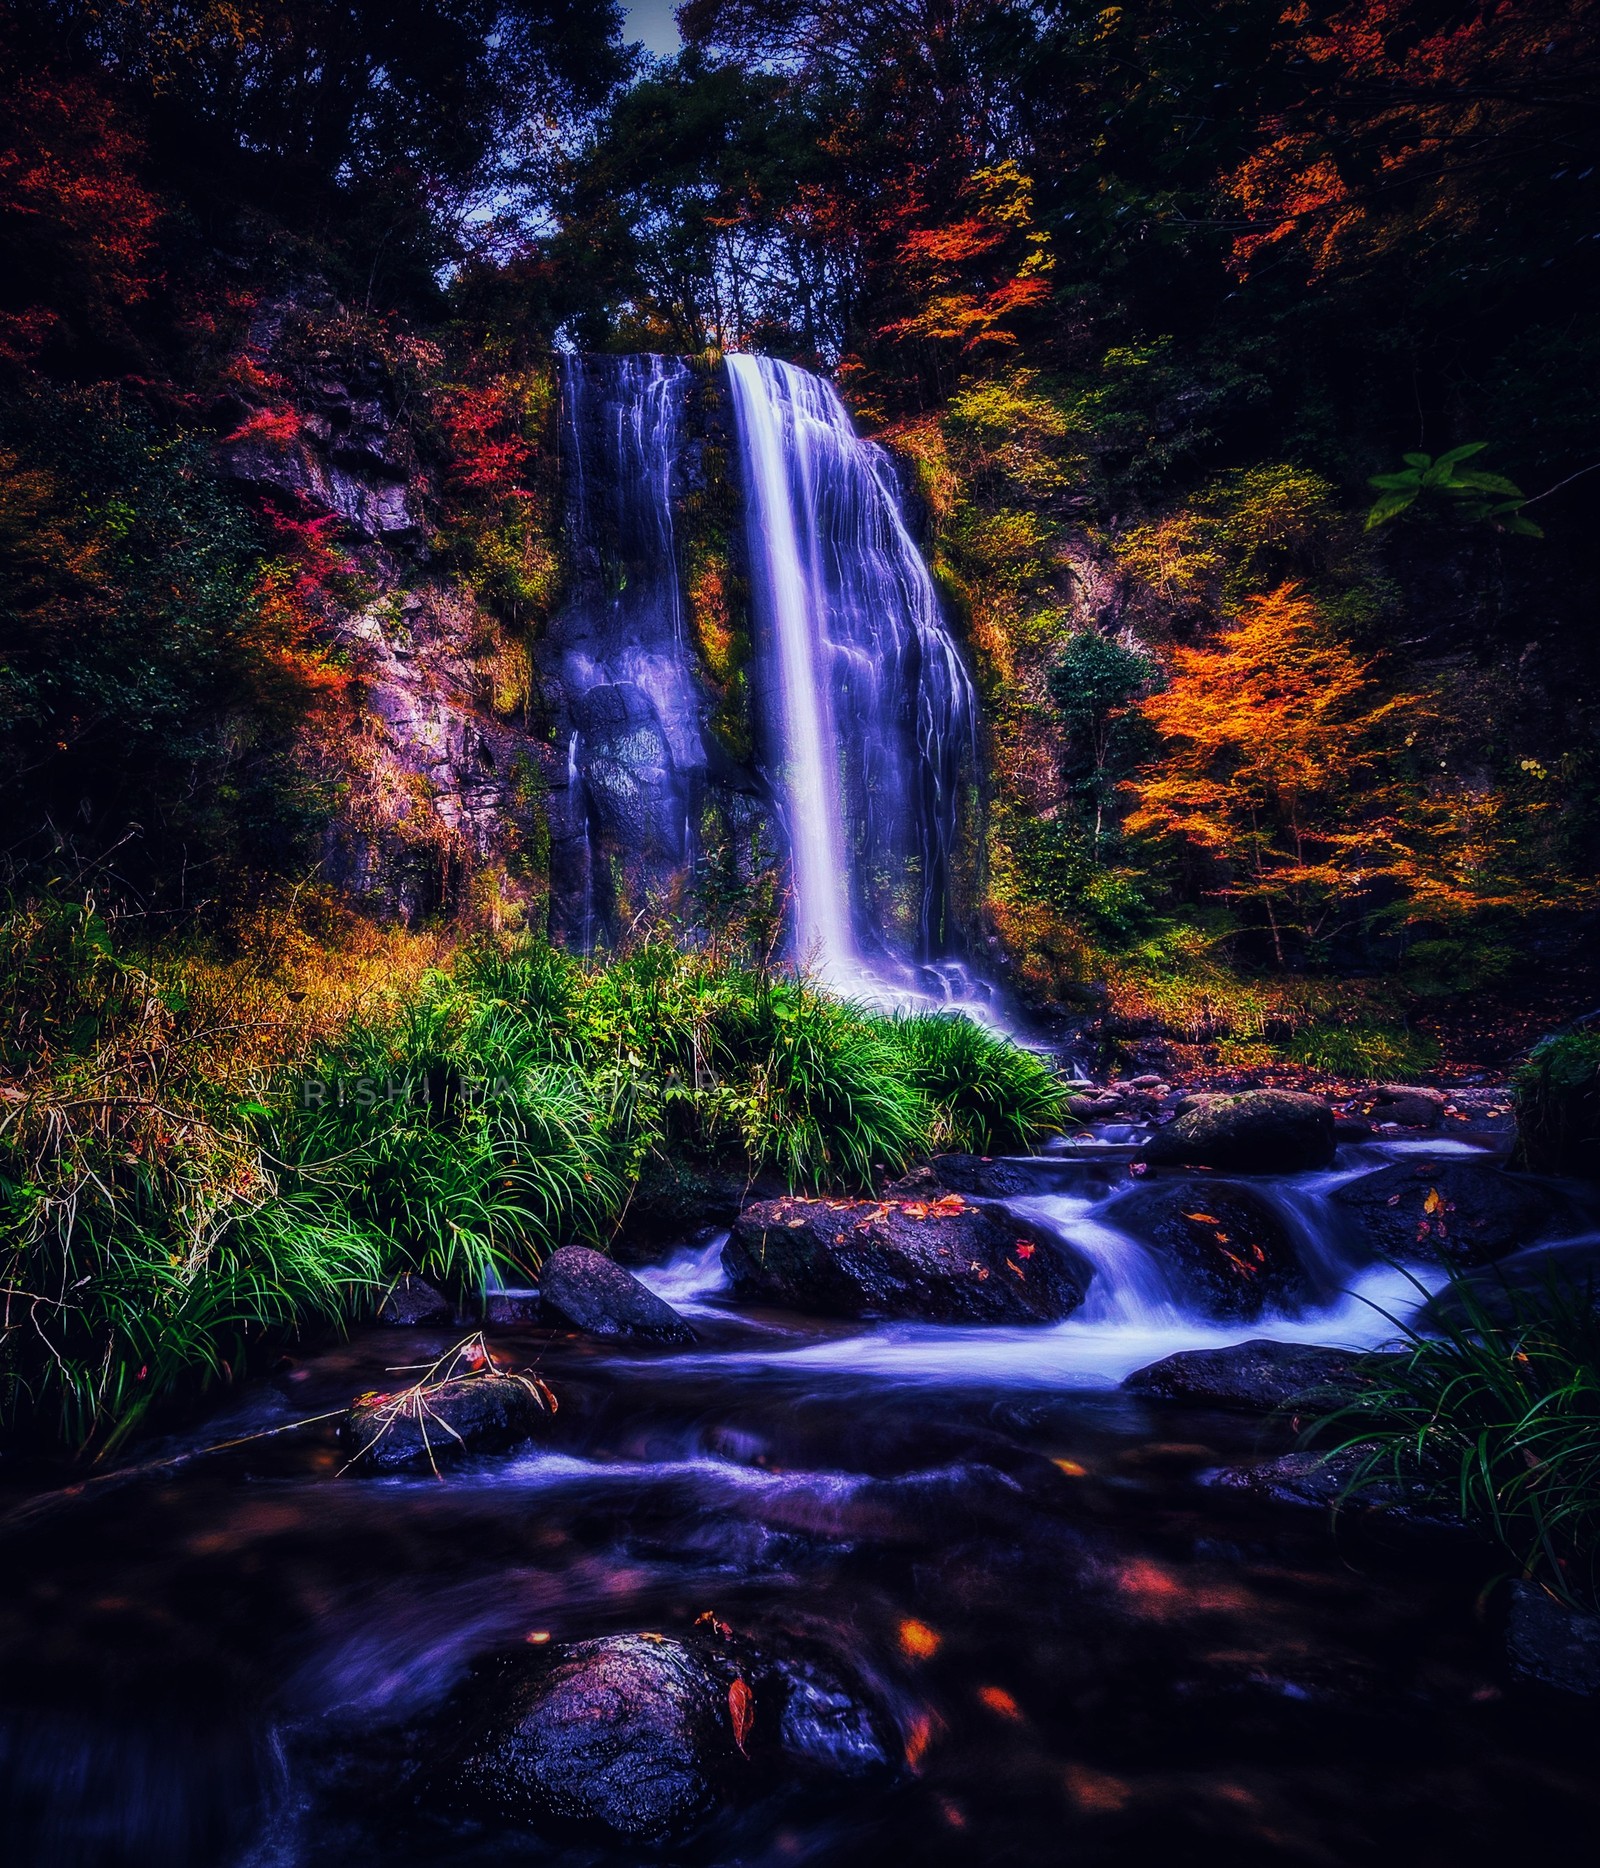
<box><xmin>3</xmin><ymin>1134</ymin><xmax>1598</xmax><ymax>1866</ymax></box>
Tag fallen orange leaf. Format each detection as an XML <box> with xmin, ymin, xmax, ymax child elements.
<box><xmin>977</xmin><ymin>1684</ymin><xmax>1023</xmax><ymax>1721</ymax></box>
<box><xmin>729</xmin><ymin>1677</ymin><xmax>754</xmax><ymax>1755</ymax></box>
<box><xmin>898</xmin><ymin>1617</ymin><xmax>942</xmax><ymax>1659</ymax></box>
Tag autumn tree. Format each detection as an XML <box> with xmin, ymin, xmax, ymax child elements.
<box><xmin>1124</xmin><ymin>586</ymin><xmax>1386</xmax><ymax>962</ymax></box>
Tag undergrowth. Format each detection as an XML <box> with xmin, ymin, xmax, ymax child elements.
<box><xmin>1319</xmin><ymin>1269</ymin><xmax>1600</xmax><ymax>1613</ymax></box>
<box><xmin>0</xmin><ymin>911</ymin><xmax>1067</xmax><ymax>1453</ymax></box>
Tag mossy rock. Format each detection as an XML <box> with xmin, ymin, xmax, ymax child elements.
<box><xmin>1513</xmin><ymin>1031</ymin><xmax>1600</xmax><ymax>1179</ymax></box>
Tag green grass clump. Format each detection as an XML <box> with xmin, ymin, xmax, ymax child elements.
<box><xmin>1</xmin><ymin>919</ymin><xmax>1067</xmax><ymax>1452</ymax></box>
<box><xmin>890</xmin><ymin>1011</ymin><xmax>1069</xmax><ymax>1153</ymax></box>
<box><xmin>1318</xmin><ymin>1270</ymin><xmax>1600</xmax><ymax>1612</ymax></box>
<box><xmin>1513</xmin><ymin>1029</ymin><xmax>1600</xmax><ymax>1178</ymax></box>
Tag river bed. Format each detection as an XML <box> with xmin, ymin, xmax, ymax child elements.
<box><xmin>3</xmin><ymin>1139</ymin><xmax>1598</xmax><ymax>1866</ymax></box>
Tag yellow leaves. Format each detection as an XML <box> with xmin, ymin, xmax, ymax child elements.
<box><xmin>1181</xmin><ymin>1211</ymin><xmax>1220</xmax><ymax>1225</ymax></box>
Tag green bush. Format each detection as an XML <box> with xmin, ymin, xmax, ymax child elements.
<box><xmin>1513</xmin><ymin>1030</ymin><xmax>1600</xmax><ymax>1178</ymax></box>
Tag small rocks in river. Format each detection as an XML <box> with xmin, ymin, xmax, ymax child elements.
<box><xmin>1332</xmin><ymin>1158</ymin><xmax>1579</xmax><ymax>1266</ymax></box>
<box><xmin>1137</xmin><ymin>1090</ymin><xmax>1336</xmax><ymax>1174</ymax></box>
<box><xmin>437</xmin><ymin>1629</ymin><xmax>888</xmax><ymax>1844</ymax></box>
<box><xmin>538</xmin><ymin>1244</ymin><xmax>696</xmax><ymax>1344</ymax></box>
<box><xmin>340</xmin><ymin>1373</ymin><xmax>553</xmax><ymax>1473</ymax></box>
<box><xmin>1123</xmin><ymin>1339</ymin><xmax>1375</xmax><ymax>1412</ymax></box>
<box><xmin>1505</xmin><ymin>1583</ymin><xmax>1600</xmax><ymax>1696</ymax></box>
<box><xmin>724</xmin><ymin>1194</ymin><xmax>1087</xmax><ymax>1322</ymax></box>
<box><xmin>1110</xmin><ymin>1182</ymin><xmax>1311</xmax><ymax>1319</ymax></box>
<box><xmin>376</xmin><ymin>1275</ymin><xmax>452</xmax><ymax>1325</ymax></box>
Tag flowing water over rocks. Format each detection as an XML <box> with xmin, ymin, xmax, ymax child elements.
<box><xmin>3</xmin><ymin>1132</ymin><xmax>1600</xmax><ymax>1866</ymax></box>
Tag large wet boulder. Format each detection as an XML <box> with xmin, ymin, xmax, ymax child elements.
<box><xmin>1332</xmin><ymin>1157</ymin><xmax>1580</xmax><ymax>1267</ymax></box>
<box><xmin>1110</xmin><ymin>1181</ymin><xmax>1310</xmax><ymax>1319</ymax></box>
<box><xmin>438</xmin><ymin>1629</ymin><xmax>887</xmax><ymax>1843</ymax></box>
<box><xmin>1138</xmin><ymin>1090</ymin><xmax>1336</xmax><ymax>1173</ymax></box>
<box><xmin>539</xmin><ymin>1245</ymin><xmax>696</xmax><ymax>1344</ymax></box>
<box><xmin>444</xmin><ymin>1635</ymin><xmax>733</xmax><ymax>1843</ymax></box>
<box><xmin>1124</xmin><ymin>1339</ymin><xmax>1375</xmax><ymax>1413</ymax></box>
<box><xmin>340</xmin><ymin>1373</ymin><xmax>552</xmax><ymax>1473</ymax></box>
<box><xmin>724</xmin><ymin>1194</ymin><xmax>1087</xmax><ymax>1323</ymax></box>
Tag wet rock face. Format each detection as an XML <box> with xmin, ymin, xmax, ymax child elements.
<box><xmin>445</xmin><ymin>1634</ymin><xmax>733</xmax><ymax>1843</ymax></box>
<box><xmin>1111</xmin><ymin>1182</ymin><xmax>1310</xmax><ymax>1320</ymax></box>
<box><xmin>724</xmin><ymin>1194</ymin><xmax>1088</xmax><ymax>1323</ymax></box>
<box><xmin>1332</xmin><ymin>1158</ymin><xmax>1578</xmax><ymax>1266</ymax></box>
<box><xmin>1140</xmin><ymin>1091</ymin><xmax>1336</xmax><ymax>1174</ymax></box>
<box><xmin>1124</xmin><ymin>1339</ymin><xmax>1374</xmax><ymax>1413</ymax></box>
<box><xmin>1506</xmin><ymin>1584</ymin><xmax>1600</xmax><ymax>1696</ymax></box>
<box><xmin>538</xmin><ymin>1245</ymin><xmax>696</xmax><ymax>1344</ymax></box>
<box><xmin>1203</xmin><ymin>1448</ymin><xmax>1464</xmax><ymax>1530</ymax></box>
<box><xmin>340</xmin><ymin>1373</ymin><xmax>551</xmax><ymax>1473</ymax></box>
<box><xmin>930</xmin><ymin>1153</ymin><xmax>1038</xmax><ymax>1198</ymax></box>
<box><xmin>439</xmin><ymin>1629</ymin><xmax>888</xmax><ymax>1843</ymax></box>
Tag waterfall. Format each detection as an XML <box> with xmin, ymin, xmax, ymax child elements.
<box><xmin>550</xmin><ymin>354</ymin><xmax>704</xmax><ymax>947</ymax></box>
<box><xmin>726</xmin><ymin>354</ymin><xmax>980</xmax><ymax>1004</ymax></box>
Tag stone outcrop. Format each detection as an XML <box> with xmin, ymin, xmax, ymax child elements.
<box><xmin>1110</xmin><ymin>1181</ymin><xmax>1311</xmax><ymax>1319</ymax></box>
<box><xmin>1124</xmin><ymin>1338</ymin><xmax>1376</xmax><ymax>1412</ymax></box>
<box><xmin>724</xmin><ymin>1193</ymin><xmax>1087</xmax><ymax>1322</ymax></box>
<box><xmin>538</xmin><ymin>1244</ymin><xmax>696</xmax><ymax>1344</ymax></box>
<box><xmin>1138</xmin><ymin>1090</ymin><xmax>1337</xmax><ymax>1174</ymax></box>
<box><xmin>340</xmin><ymin>1372</ymin><xmax>553</xmax><ymax>1473</ymax></box>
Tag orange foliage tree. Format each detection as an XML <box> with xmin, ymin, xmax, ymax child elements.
<box><xmin>1227</xmin><ymin>0</ymin><xmax>1600</xmax><ymax>280</ymax></box>
<box><xmin>1122</xmin><ymin>584</ymin><xmax>1557</xmax><ymax>962</ymax></box>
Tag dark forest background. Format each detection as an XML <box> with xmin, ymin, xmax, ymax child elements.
<box><xmin>3</xmin><ymin>0</ymin><xmax>1599</xmax><ymax>1069</ymax></box>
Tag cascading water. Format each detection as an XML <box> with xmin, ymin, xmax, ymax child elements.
<box><xmin>549</xmin><ymin>355</ymin><xmax>705</xmax><ymax>948</ymax></box>
<box><xmin>727</xmin><ymin>354</ymin><xmax>981</xmax><ymax>1005</ymax></box>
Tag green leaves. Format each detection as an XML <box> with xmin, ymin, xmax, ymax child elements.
<box><xmin>1365</xmin><ymin>442</ymin><xmax>1543</xmax><ymax>537</ymax></box>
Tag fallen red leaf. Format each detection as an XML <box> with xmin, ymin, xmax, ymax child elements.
<box><xmin>728</xmin><ymin>1677</ymin><xmax>755</xmax><ymax>1755</ymax></box>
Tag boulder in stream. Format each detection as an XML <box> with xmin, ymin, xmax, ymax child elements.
<box><xmin>724</xmin><ymin>1193</ymin><xmax>1087</xmax><ymax>1322</ymax></box>
<box><xmin>539</xmin><ymin>1244</ymin><xmax>696</xmax><ymax>1344</ymax></box>
<box><xmin>1124</xmin><ymin>1338</ymin><xmax>1375</xmax><ymax>1413</ymax></box>
<box><xmin>438</xmin><ymin>1628</ymin><xmax>889</xmax><ymax>1843</ymax></box>
<box><xmin>443</xmin><ymin>1634</ymin><xmax>734</xmax><ymax>1843</ymax></box>
<box><xmin>1138</xmin><ymin>1090</ymin><xmax>1336</xmax><ymax>1174</ymax></box>
<box><xmin>1110</xmin><ymin>1181</ymin><xmax>1310</xmax><ymax>1319</ymax></box>
<box><xmin>340</xmin><ymin>1372</ymin><xmax>553</xmax><ymax>1473</ymax></box>
<box><xmin>1332</xmin><ymin>1157</ymin><xmax>1580</xmax><ymax>1267</ymax></box>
